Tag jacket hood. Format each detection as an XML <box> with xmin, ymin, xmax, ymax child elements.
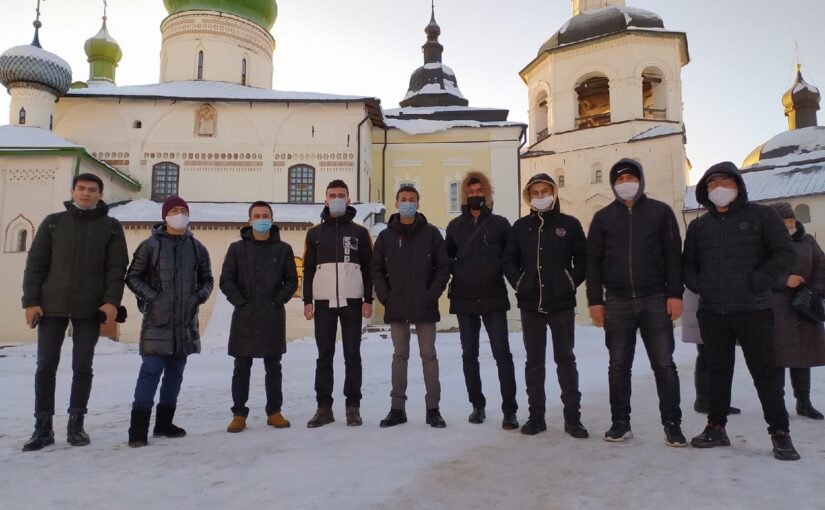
<box><xmin>522</xmin><ymin>173</ymin><xmax>560</xmax><ymax>213</ymax></box>
<box><xmin>460</xmin><ymin>171</ymin><xmax>494</xmax><ymax>208</ymax></box>
<box><xmin>792</xmin><ymin>220</ymin><xmax>806</xmax><ymax>241</ymax></box>
<box><xmin>320</xmin><ymin>204</ymin><xmax>357</xmax><ymax>225</ymax></box>
<box><xmin>151</xmin><ymin>223</ymin><xmax>194</xmax><ymax>239</ymax></box>
<box><xmin>609</xmin><ymin>159</ymin><xmax>646</xmax><ymax>203</ymax></box>
<box><xmin>695</xmin><ymin>161</ymin><xmax>748</xmax><ymax>213</ymax></box>
<box><xmin>64</xmin><ymin>200</ymin><xmax>109</xmax><ymax>218</ymax></box>
<box><xmin>387</xmin><ymin>211</ymin><xmax>429</xmax><ymax>234</ymax></box>
<box><xmin>240</xmin><ymin>224</ymin><xmax>281</xmax><ymax>243</ymax></box>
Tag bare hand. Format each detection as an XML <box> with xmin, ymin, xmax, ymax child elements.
<box><xmin>362</xmin><ymin>303</ymin><xmax>373</xmax><ymax>319</ymax></box>
<box><xmin>25</xmin><ymin>306</ymin><xmax>43</xmax><ymax>328</ymax></box>
<box><xmin>589</xmin><ymin>305</ymin><xmax>605</xmax><ymax>328</ymax></box>
<box><xmin>787</xmin><ymin>275</ymin><xmax>805</xmax><ymax>289</ymax></box>
<box><xmin>667</xmin><ymin>298</ymin><xmax>684</xmax><ymax>321</ymax></box>
<box><xmin>99</xmin><ymin>303</ymin><xmax>117</xmax><ymax>325</ymax></box>
<box><xmin>304</xmin><ymin>303</ymin><xmax>314</xmax><ymax>320</ymax></box>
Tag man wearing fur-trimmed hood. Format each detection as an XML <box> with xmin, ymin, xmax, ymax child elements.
<box><xmin>446</xmin><ymin>171</ymin><xmax>518</xmax><ymax>429</ymax></box>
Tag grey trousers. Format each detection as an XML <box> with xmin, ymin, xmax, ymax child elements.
<box><xmin>390</xmin><ymin>322</ymin><xmax>440</xmax><ymax>410</ymax></box>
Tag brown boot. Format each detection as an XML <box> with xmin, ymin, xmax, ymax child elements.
<box><xmin>346</xmin><ymin>406</ymin><xmax>363</xmax><ymax>426</ymax></box>
<box><xmin>306</xmin><ymin>407</ymin><xmax>335</xmax><ymax>428</ymax></box>
<box><xmin>227</xmin><ymin>416</ymin><xmax>247</xmax><ymax>433</ymax></box>
<box><xmin>267</xmin><ymin>412</ymin><xmax>291</xmax><ymax>429</ymax></box>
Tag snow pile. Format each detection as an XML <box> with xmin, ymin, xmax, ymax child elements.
<box><xmin>629</xmin><ymin>125</ymin><xmax>683</xmax><ymax>142</ymax></box>
<box><xmin>0</xmin><ymin>125</ymin><xmax>80</xmax><ymax>148</ymax></box>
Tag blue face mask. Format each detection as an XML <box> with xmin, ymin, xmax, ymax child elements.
<box><xmin>252</xmin><ymin>219</ymin><xmax>272</xmax><ymax>233</ymax></box>
<box><xmin>398</xmin><ymin>202</ymin><xmax>417</xmax><ymax>218</ymax></box>
<box><xmin>328</xmin><ymin>198</ymin><xmax>347</xmax><ymax>217</ymax></box>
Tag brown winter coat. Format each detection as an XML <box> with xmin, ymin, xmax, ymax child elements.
<box><xmin>771</xmin><ymin>222</ymin><xmax>825</xmax><ymax>368</ymax></box>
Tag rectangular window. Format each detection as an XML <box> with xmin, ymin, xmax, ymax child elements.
<box><xmin>152</xmin><ymin>162</ymin><xmax>180</xmax><ymax>202</ymax></box>
<box><xmin>289</xmin><ymin>165</ymin><xmax>315</xmax><ymax>203</ymax></box>
<box><xmin>449</xmin><ymin>182</ymin><xmax>459</xmax><ymax>213</ymax></box>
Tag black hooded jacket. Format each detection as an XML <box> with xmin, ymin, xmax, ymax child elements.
<box><xmin>370</xmin><ymin>212</ymin><xmax>450</xmax><ymax>323</ymax></box>
<box><xmin>586</xmin><ymin>159</ymin><xmax>684</xmax><ymax>305</ymax></box>
<box><xmin>683</xmin><ymin>161</ymin><xmax>796</xmax><ymax>314</ymax></box>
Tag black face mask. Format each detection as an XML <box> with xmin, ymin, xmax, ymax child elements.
<box><xmin>467</xmin><ymin>196</ymin><xmax>486</xmax><ymax>210</ymax></box>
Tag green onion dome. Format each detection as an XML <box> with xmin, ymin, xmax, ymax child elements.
<box><xmin>163</xmin><ymin>0</ymin><xmax>277</xmax><ymax>30</ymax></box>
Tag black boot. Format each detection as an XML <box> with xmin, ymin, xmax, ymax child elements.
<box><xmin>128</xmin><ymin>408</ymin><xmax>152</xmax><ymax>447</ymax></box>
<box><xmin>426</xmin><ymin>408</ymin><xmax>447</xmax><ymax>428</ymax></box>
<box><xmin>501</xmin><ymin>412</ymin><xmax>519</xmax><ymax>430</ymax></box>
<box><xmin>468</xmin><ymin>406</ymin><xmax>485</xmax><ymax>424</ymax></box>
<box><xmin>22</xmin><ymin>416</ymin><xmax>54</xmax><ymax>452</ymax></box>
<box><xmin>791</xmin><ymin>368</ymin><xmax>824</xmax><ymax>420</ymax></box>
<box><xmin>379</xmin><ymin>408</ymin><xmax>407</xmax><ymax>428</ymax></box>
<box><xmin>153</xmin><ymin>405</ymin><xmax>186</xmax><ymax>438</ymax></box>
<box><xmin>67</xmin><ymin>414</ymin><xmax>91</xmax><ymax>446</ymax></box>
<box><xmin>771</xmin><ymin>430</ymin><xmax>801</xmax><ymax>461</ymax></box>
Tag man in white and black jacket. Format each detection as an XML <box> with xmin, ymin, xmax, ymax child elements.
<box><xmin>504</xmin><ymin>173</ymin><xmax>588</xmax><ymax>438</ymax></box>
<box><xmin>302</xmin><ymin>180</ymin><xmax>373</xmax><ymax>428</ymax></box>
<box><xmin>586</xmin><ymin>159</ymin><xmax>685</xmax><ymax>447</ymax></box>
<box><xmin>683</xmin><ymin>162</ymin><xmax>800</xmax><ymax>461</ymax></box>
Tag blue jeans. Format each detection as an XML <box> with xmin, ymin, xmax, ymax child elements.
<box><xmin>132</xmin><ymin>354</ymin><xmax>188</xmax><ymax>411</ymax></box>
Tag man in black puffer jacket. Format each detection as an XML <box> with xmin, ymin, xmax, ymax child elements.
<box><xmin>125</xmin><ymin>196</ymin><xmax>213</xmax><ymax>447</ymax></box>
<box><xmin>221</xmin><ymin>201</ymin><xmax>298</xmax><ymax>433</ymax></box>
<box><xmin>446</xmin><ymin>171</ymin><xmax>518</xmax><ymax>430</ymax></box>
<box><xmin>586</xmin><ymin>159</ymin><xmax>685</xmax><ymax>447</ymax></box>
<box><xmin>504</xmin><ymin>173</ymin><xmax>588</xmax><ymax>438</ymax></box>
<box><xmin>683</xmin><ymin>162</ymin><xmax>800</xmax><ymax>461</ymax></box>
<box><xmin>371</xmin><ymin>186</ymin><xmax>450</xmax><ymax>429</ymax></box>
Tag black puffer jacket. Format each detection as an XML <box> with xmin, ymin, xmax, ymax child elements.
<box><xmin>504</xmin><ymin>176</ymin><xmax>586</xmax><ymax>313</ymax></box>
<box><xmin>220</xmin><ymin>226</ymin><xmax>298</xmax><ymax>358</ymax></box>
<box><xmin>22</xmin><ymin>201</ymin><xmax>128</xmax><ymax>318</ymax></box>
<box><xmin>446</xmin><ymin>206</ymin><xmax>511</xmax><ymax>315</ymax></box>
<box><xmin>370</xmin><ymin>213</ymin><xmax>450</xmax><ymax>323</ymax></box>
<box><xmin>586</xmin><ymin>159</ymin><xmax>683</xmax><ymax>305</ymax></box>
<box><xmin>126</xmin><ymin>225</ymin><xmax>214</xmax><ymax>356</ymax></box>
<box><xmin>683</xmin><ymin>161</ymin><xmax>796</xmax><ymax>314</ymax></box>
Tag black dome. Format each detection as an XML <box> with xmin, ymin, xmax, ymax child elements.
<box><xmin>538</xmin><ymin>6</ymin><xmax>664</xmax><ymax>54</ymax></box>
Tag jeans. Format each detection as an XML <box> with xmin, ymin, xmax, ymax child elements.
<box><xmin>697</xmin><ymin>309</ymin><xmax>789</xmax><ymax>433</ymax></box>
<box><xmin>132</xmin><ymin>354</ymin><xmax>188</xmax><ymax>411</ymax></box>
<box><xmin>313</xmin><ymin>302</ymin><xmax>363</xmax><ymax>408</ymax></box>
<box><xmin>390</xmin><ymin>322</ymin><xmax>440</xmax><ymax>410</ymax></box>
<box><xmin>34</xmin><ymin>316</ymin><xmax>100</xmax><ymax>417</ymax></box>
<box><xmin>231</xmin><ymin>356</ymin><xmax>283</xmax><ymax>416</ymax></box>
<box><xmin>457</xmin><ymin>312</ymin><xmax>518</xmax><ymax>414</ymax></box>
<box><xmin>604</xmin><ymin>294</ymin><xmax>682</xmax><ymax>424</ymax></box>
<box><xmin>520</xmin><ymin>307</ymin><xmax>581</xmax><ymax>421</ymax></box>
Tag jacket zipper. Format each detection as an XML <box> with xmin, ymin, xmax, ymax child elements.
<box><xmin>628</xmin><ymin>207</ymin><xmax>636</xmax><ymax>298</ymax></box>
<box><xmin>720</xmin><ymin>216</ymin><xmax>726</xmax><ymax>314</ymax></box>
<box><xmin>334</xmin><ymin>221</ymin><xmax>340</xmax><ymax>308</ymax></box>
<box><xmin>536</xmin><ymin>214</ymin><xmax>545</xmax><ymax>311</ymax></box>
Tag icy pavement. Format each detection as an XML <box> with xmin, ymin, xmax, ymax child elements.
<box><xmin>1</xmin><ymin>326</ymin><xmax>823</xmax><ymax>510</ymax></box>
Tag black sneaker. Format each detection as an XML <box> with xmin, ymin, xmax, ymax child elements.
<box><xmin>690</xmin><ymin>424</ymin><xmax>730</xmax><ymax>448</ymax></box>
<box><xmin>771</xmin><ymin>430</ymin><xmax>801</xmax><ymax>461</ymax></box>
<box><xmin>501</xmin><ymin>412</ymin><xmax>519</xmax><ymax>430</ymax></box>
<box><xmin>426</xmin><ymin>409</ymin><xmax>447</xmax><ymax>428</ymax></box>
<box><xmin>564</xmin><ymin>420</ymin><xmax>589</xmax><ymax>439</ymax></box>
<box><xmin>603</xmin><ymin>422</ymin><xmax>633</xmax><ymax>442</ymax></box>
<box><xmin>520</xmin><ymin>418</ymin><xmax>547</xmax><ymax>435</ymax></box>
<box><xmin>663</xmin><ymin>421</ymin><xmax>687</xmax><ymax>447</ymax></box>
<box><xmin>468</xmin><ymin>406</ymin><xmax>486</xmax><ymax>424</ymax></box>
<box><xmin>379</xmin><ymin>409</ymin><xmax>407</xmax><ymax>428</ymax></box>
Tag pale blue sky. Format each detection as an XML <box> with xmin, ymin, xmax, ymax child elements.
<box><xmin>1</xmin><ymin>0</ymin><xmax>823</xmax><ymax>183</ymax></box>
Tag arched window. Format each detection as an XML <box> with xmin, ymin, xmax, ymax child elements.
<box><xmin>241</xmin><ymin>59</ymin><xmax>247</xmax><ymax>86</ymax></box>
<box><xmin>576</xmin><ymin>74</ymin><xmax>611</xmax><ymax>129</ymax></box>
<box><xmin>16</xmin><ymin>229</ymin><xmax>28</xmax><ymax>252</ymax></box>
<box><xmin>18</xmin><ymin>107</ymin><xmax>26</xmax><ymax>125</ymax></box>
<box><xmin>197</xmin><ymin>51</ymin><xmax>204</xmax><ymax>80</ymax></box>
<box><xmin>795</xmin><ymin>204</ymin><xmax>812</xmax><ymax>224</ymax></box>
<box><xmin>642</xmin><ymin>67</ymin><xmax>667</xmax><ymax>120</ymax></box>
<box><xmin>152</xmin><ymin>162</ymin><xmax>180</xmax><ymax>202</ymax></box>
<box><xmin>288</xmin><ymin>164</ymin><xmax>315</xmax><ymax>203</ymax></box>
<box><xmin>449</xmin><ymin>182</ymin><xmax>460</xmax><ymax>212</ymax></box>
<box><xmin>535</xmin><ymin>91</ymin><xmax>549</xmax><ymax>142</ymax></box>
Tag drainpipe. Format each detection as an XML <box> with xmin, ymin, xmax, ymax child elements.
<box><xmin>381</xmin><ymin>127</ymin><xmax>389</xmax><ymax>204</ymax></box>
<box><xmin>517</xmin><ymin>125</ymin><xmax>527</xmax><ymax>216</ymax></box>
<box><xmin>355</xmin><ymin>111</ymin><xmax>370</xmax><ymax>202</ymax></box>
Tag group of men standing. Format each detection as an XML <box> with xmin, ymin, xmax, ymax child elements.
<box><xmin>20</xmin><ymin>157</ymin><xmax>806</xmax><ymax>461</ymax></box>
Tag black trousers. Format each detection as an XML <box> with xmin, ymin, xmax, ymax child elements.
<box><xmin>697</xmin><ymin>309</ymin><xmax>789</xmax><ymax>433</ymax></box>
<box><xmin>520</xmin><ymin>307</ymin><xmax>581</xmax><ymax>421</ymax></box>
<box><xmin>231</xmin><ymin>356</ymin><xmax>283</xmax><ymax>417</ymax></box>
<box><xmin>313</xmin><ymin>302</ymin><xmax>363</xmax><ymax>408</ymax></box>
<box><xmin>457</xmin><ymin>312</ymin><xmax>518</xmax><ymax>414</ymax></box>
<box><xmin>604</xmin><ymin>294</ymin><xmax>682</xmax><ymax>425</ymax></box>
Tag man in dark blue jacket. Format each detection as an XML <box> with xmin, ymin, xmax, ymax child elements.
<box><xmin>586</xmin><ymin>159</ymin><xmax>685</xmax><ymax>447</ymax></box>
<box><xmin>683</xmin><ymin>162</ymin><xmax>800</xmax><ymax>460</ymax></box>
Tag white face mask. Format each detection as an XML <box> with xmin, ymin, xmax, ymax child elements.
<box><xmin>614</xmin><ymin>182</ymin><xmax>639</xmax><ymax>201</ymax></box>
<box><xmin>530</xmin><ymin>195</ymin><xmax>555</xmax><ymax>211</ymax></box>
<box><xmin>708</xmin><ymin>187</ymin><xmax>738</xmax><ymax>208</ymax></box>
<box><xmin>166</xmin><ymin>213</ymin><xmax>190</xmax><ymax>230</ymax></box>
<box><xmin>788</xmin><ymin>227</ymin><xmax>797</xmax><ymax>236</ymax></box>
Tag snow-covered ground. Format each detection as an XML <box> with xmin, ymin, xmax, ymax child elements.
<box><xmin>1</xmin><ymin>326</ymin><xmax>823</xmax><ymax>510</ymax></box>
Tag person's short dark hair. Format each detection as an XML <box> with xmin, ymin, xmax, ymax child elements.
<box><xmin>396</xmin><ymin>185</ymin><xmax>420</xmax><ymax>201</ymax></box>
<box><xmin>73</xmin><ymin>173</ymin><xmax>104</xmax><ymax>193</ymax></box>
<box><xmin>326</xmin><ymin>179</ymin><xmax>349</xmax><ymax>192</ymax></box>
<box><xmin>467</xmin><ymin>177</ymin><xmax>482</xmax><ymax>186</ymax></box>
<box><xmin>248</xmin><ymin>200</ymin><xmax>273</xmax><ymax>218</ymax></box>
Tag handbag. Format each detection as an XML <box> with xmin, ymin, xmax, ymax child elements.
<box><xmin>791</xmin><ymin>285</ymin><xmax>825</xmax><ymax>323</ymax></box>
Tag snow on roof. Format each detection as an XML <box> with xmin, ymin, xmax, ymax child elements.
<box><xmin>629</xmin><ymin>125</ymin><xmax>683</xmax><ymax>142</ymax></box>
<box><xmin>403</xmin><ymin>81</ymin><xmax>466</xmax><ymax>101</ymax></box>
<box><xmin>66</xmin><ymin>80</ymin><xmax>379</xmax><ymax>103</ymax></box>
<box><xmin>762</xmin><ymin>126</ymin><xmax>825</xmax><ymax>154</ymax></box>
<box><xmin>384</xmin><ymin>106</ymin><xmax>503</xmax><ymax>117</ymax></box>
<box><xmin>794</xmin><ymin>81</ymin><xmax>820</xmax><ymax>94</ymax></box>
<box><xmin>109</xmin><ymin>199</ymin><xmax>385</xmax><ymax>224</ymax></box>
<box><xmin>384</xmin><ymin>118</ymin><xmax>523</xmax><ymax>135</ymax></box>
<box><xmin>0</xmin><ymin>125</ymin><xmax>80</xmax><ymax>149</ymax></box>
<box><xmin>684</xmin><ymin>161</ymin><xmax>825</xmax><ymax>211</ymax></box>
<box><xmin>423</xmin><ymin>62</ymin><xmax>456</xmax><ymax>75</ymax></box>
